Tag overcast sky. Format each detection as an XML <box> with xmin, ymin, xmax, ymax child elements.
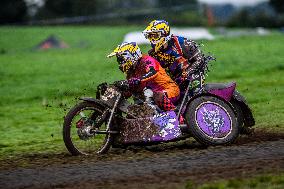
<box><xmin>25</xmin><ymin>0</ymin><xmax>269</xmax><ymax>7</ymax></box>
<box><xmin>198</xmin><ymin>0</ymin><xmax>269</xmax><ymax>7</ymax></box>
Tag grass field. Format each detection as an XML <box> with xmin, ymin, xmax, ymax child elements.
<box><xmin>0</xmin><ymin>26</ymin><xmax>283</xmax><ymax>160</ymax></box>
<box><xmin>186</xmin><ymin>173</ymin><xmax>284</xmax><ymax>189</ymax></box>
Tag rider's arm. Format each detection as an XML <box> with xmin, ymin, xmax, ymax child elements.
<box><xmin>181</xmin><ymin>39</ymin><xmax>204</xmax><ymax>75</ymax></box>
<box><xmin>140</xmin><ymin>65</ymin><xmax>158</xmax><ymax>82</ymax></box>
<box><xmin>171</xmin><ymin>48</ymin><xmax>190</xmax><ymax>83</ymax></box>
<box><xmin>127</xmin><ymin>60</ymin><xmax>159</xmax><ymax>88</ymax></box>
<box><xmin>136</xmin><ymin>58</ymin><xmax>159</xmax><ymax>83</ymax></box>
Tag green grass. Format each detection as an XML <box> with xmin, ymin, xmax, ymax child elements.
<box><xmin>185</xmin><ymin>173</ymin><xmax>284</xmax><ymax>189</ymax></box>
<box><xmin>0</xmin><ymin>26</ymin><xmax>283</xmax><ymax>159</ymax></box>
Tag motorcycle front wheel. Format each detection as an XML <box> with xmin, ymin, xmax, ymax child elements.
<box><xmin>63</xmin><ymin>101</ymin><xmax>113</xmax><ymax>155</ymax></box>
<box><xmin>185</xmin><ymin>95</ymin><xmax>239</xmax><ymax>146</ymax></box>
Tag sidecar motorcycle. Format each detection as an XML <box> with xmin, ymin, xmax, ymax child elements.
<box><xmin>63</xmin><ymin>78</ymin><xmax>255</xmax><ymax>155</ymax></box>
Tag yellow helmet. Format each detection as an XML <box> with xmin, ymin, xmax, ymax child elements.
<box><xmin>107</xmin><ymin>42</ymin><xmax>142</xmax><ymax>73</ymax></box>
<box><xmin>143</xmin><ymin>20</ymin><xmax>171</xmax><ymax>52</ymax></box>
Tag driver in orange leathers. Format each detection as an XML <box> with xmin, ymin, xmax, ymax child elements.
<box><xmin>107</xmin><ymin>42</ymin><xmax>179</xmax><ymax>111</ymax></box>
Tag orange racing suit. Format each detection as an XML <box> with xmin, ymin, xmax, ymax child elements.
<box><xmin>127</xmin><ymin>55</ymin><xmax>180</xmax><ymax>111</ymax></box>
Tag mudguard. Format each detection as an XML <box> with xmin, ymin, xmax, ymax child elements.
<box><xmin>231</xmin><ymin>91</ymin><xmax>255</xmax><ymax>127</ymax></box>
<box><xmin>204</xmin><ymin>83</ymin><xmax>255</xmax><ymax>127</ymax></box>
<box><xmin>204</xmin><ymin>82</ymin><xmax>236</xmax><ymax>101</ymax></box>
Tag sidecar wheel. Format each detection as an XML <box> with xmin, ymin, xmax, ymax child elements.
<box><xmin>63</xmin><ymin>101</ymin><xmax>113</xmax><ymax>155</ymax></box>
<box><xmin>185</xmin><ymin>96</ymin><xmax>239</xmax><ymax>146</ymax></box>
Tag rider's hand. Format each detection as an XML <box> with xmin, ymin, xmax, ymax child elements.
<box><xmin>181</xmin><ymin>71</ymin><xmax>189</xmax><ymax>82</ymax></box>
<box><xmin>114</xmin><ymin>80</ymin><xmax>129</xmax><ymax>91</ymax></box>
<box><xmin>128</xmin><ymin>78</ymin><xmax>141</xmax><ymax>88</ymax></box>
<box><xmin>175</xmin><ymin>72</ymin><xmax>189</xmax><ymax>84</ymax></box>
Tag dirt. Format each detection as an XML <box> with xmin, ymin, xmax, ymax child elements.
<box><xmin>0</xmin><ymin>129</ymin><xmax>283</xmax><ymax>189</ymax></box>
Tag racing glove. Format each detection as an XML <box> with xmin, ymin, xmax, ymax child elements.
<box><xmin>113</xmin><ymin>80</ymin><xmax>129</xmax><ymax>91</ymax></box>
<box><xmin>128</xmin><ymin>78</ymin><xmax>141</xmax><ymax>89</ymax></box>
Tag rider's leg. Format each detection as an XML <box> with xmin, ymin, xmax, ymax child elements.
<box><xmin>153</xmin><ymin>91</ymin><xmax>177</xmax><ymax>111</ymax></box>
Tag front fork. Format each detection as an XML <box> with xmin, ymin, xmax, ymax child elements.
<box><xmin>105</xmin><ymin>93</ymin><xmax>121</xmax><ymax>131</ymax></box>
<box><xmin>178</xmin><ymin>71</ymin><xmax>205</xmax><ymax>118</ymax></box>
<box><xmin>93</xmin><ymin>93</ymin><xmax>121</xmax><ymax>135</ymax></box>
<box><xmin>77</xmin><ymin>93</ymin><xmax>121</xmax><ymax>136</ymax></box>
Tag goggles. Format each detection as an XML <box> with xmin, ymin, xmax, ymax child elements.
<box><xmin>116</xmin><ymin>55</ymin><xmax>126</xmax><ymax>65</ymax></box>
<box><xmin>143</xmin><ymin>31</ymin><xmax>162</xmax><ymax>42</ymax></box>
<box><xmin>117</xmin><ymin>54</ymin><xmax>132</xmax><ymax>73</ymax></box>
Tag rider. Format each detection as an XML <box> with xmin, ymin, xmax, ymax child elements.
<box><xmin>143</xmin><ymin>20</ymin><xmax>207</xmax><ymax>97</ymax></box>
<box><xmin>107</xmin><ymin>42</ymin><xmax>180</xmax><ymax>111</ymax></box>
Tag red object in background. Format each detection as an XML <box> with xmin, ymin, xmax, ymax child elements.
<box><xmin>206</xmin><ymin>5</ymin><xmax>215</xmax><ymax>27</ymax></box>
<box><xmin>41</xmin><ymin>42</ymin><xmax>52</xmax><ymax>49</ymax></box>
<box><xmin>35</xmin><ymin>35</ymin><xmax>69</xmax><ymax>50</ymax></box>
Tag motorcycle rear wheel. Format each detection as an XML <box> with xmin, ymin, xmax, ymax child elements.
<box><xmin>63</xmin><ymin>101</ymin><xmax>113</xmax><ymax>155</ymax></box>
<box><xmin>185</xmin><ymin>95</ymin><xmax>239</xmax><ymax>146</ymax></box>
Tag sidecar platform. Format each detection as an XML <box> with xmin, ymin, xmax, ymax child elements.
<box><xmin>115</xmin><ymin>111</ymin><xmax>183</xmax><ymax>144</ymax></box>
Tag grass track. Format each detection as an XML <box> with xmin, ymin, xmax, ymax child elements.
<box><xmin>0</xmin><ymin>26</ymin><xmax>283</xmax><ymax>158</ymax></box>
<box><xmin>186</xmin><ymin>173</ymin><xmax>284</xmax><ymax>189</ymax></box>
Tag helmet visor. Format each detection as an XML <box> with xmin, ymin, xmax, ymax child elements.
<box><xmin>117</xmin><ymin>55</ymin><xmax>132</xmax><ymax>73</ymax></box>
<box><xmin>143</xmin><ymin>32</ymin><xmax>161</xmax><ymax>42</ymax></box>
<box><xmin>117</xmin><ymin>55</ymin><xmax>126</xmax><ymax>65</ymax></box>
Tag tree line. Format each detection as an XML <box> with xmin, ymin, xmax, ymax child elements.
<box><xmin>0</xmin><ymin>0</ymin><xmax>283</xmax><ymax>26</ymax></box>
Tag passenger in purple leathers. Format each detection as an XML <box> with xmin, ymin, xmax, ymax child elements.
<box><xmin>143</xmin><ymin>20</ymin><xmax>206</xmax><ymax>97</ymax></box>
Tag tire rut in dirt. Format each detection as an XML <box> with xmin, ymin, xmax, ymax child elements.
<box><xmin>0</xmin><ymin>139</ymin><xmax>283</xmax><ymax>189</ymax></box>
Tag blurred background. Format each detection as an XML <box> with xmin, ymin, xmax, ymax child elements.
<box><xmin>0</xmin><ymin>0</ymin><xmax>283</xmax><ymax>27</ymax></box>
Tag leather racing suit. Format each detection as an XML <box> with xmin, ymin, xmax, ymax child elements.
<box><xmin>149</xmin><ymin>35</ymin><xmax>206</xmax><ymax>97</ymax></box>
<box><xmin>126</xmin><ymin>55</ymin><xmax>180</xmax><ymax>111</ymax></box>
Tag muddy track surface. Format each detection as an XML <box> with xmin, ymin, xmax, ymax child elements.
<box><xmin>0</xmin><ymin>130</ymin><xmax>284</xmax><ymax>189</ymax></box>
